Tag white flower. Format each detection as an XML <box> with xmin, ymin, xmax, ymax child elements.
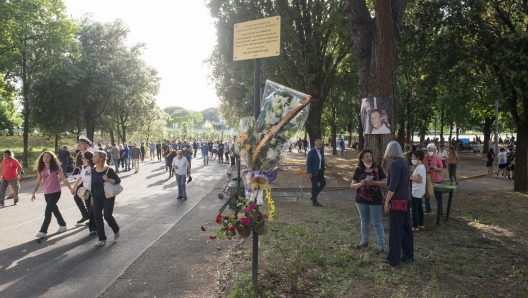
<box><xmin>267</xmin><ymin>148</ymin><xmax>278</xmax><ymax>160</ymax></box>
<box><xmin>265</xmin><ymin>112</ymin><xmax>280</xmax><ymax>125</ymax></box>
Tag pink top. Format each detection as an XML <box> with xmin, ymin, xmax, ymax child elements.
<box><xmin>39</xmin><ymin>167</ymin><xmax>63</xmax><ymax>194</ymax></box>
<box><xmin>422</xmin><ymin>154</ymin><xmax>443</xmax><ymax>183</ymax></box>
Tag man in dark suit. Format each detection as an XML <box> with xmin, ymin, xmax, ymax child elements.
<box><xmin>306</xmin><ymin>139</ymin><xmax>326</xmax><ymax>207</ymax></box>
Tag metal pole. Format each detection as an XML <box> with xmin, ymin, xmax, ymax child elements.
<box><xmin>495</xmin><ymin>98</ymin><xmax>499</xmax><ymax>156</ymax></box>
<box><xmin>252</xmin><ymin>58</ymin><xmax>260</xmax><ymax>288</ymax></box>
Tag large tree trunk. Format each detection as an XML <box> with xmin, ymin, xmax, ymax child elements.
<box><xmin>440</xmin><ymin>103</ymin><xmax>445</xmax><ymax>144</ymax></box>
<box><xmin>514</xmin><ymin>125</ymin><xmax>527</xmax><ymax>192</ymax></box>
<box><xmin>306</xmin><ymin>99</ymin><xmax>323</xmax><ymax>149</ymax></box>
<box><xmin>347</xmin><ymin>0</ymin><xmax>406</xmax><ymax>162</ymax></box>
<box><xmin>347</xmin><ymin>122</ymin><xmax>352</xmax><ymax>147</ymax></box>
<box><xmin>22</xmin><ymin>50</ymin><xmax>30</xmax><ymax>168</ymax></box>
<box><xmin>482</xmin><ymin>117</ymin><xmax>493</xmax><ymax>154</ymax></box>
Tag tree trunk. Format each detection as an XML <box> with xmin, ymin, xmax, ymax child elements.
<box><xmin>449</xmin><ymin>123</ymin><xmax>453</xmax><ymax>147</ymax></box>
<box><xmin>110</xmin><ymin>129</ymin><xmax>115</xmax><ymax>145</ymax></box>
<box><xmin>482</xmin><ymin>117</ymin><xmax>493</xmax><ymax>154</ymax></box>
<box><xmin>306</xmin><ymin>99</ymin><xmax>323</xmax><ymax>149</ymax></box>
<box><xmin>347</xmin><ymin>0</ymin><xmax>406</xmax><ymax>162</ymax></box>
<box><xmin>440</xmin><ymin>103</ymin><xmax>445</xmax><ymax>145</ymax></box>
<box><xmin>513</xmin><ymin>125</ymin><xmax>527</xmax><ymax>192</ymax></box>
<box><xmin>347</xmin><ymin>122</ymin><xmax>352</xmax><ymax>147</ymax></box>
<box><xmin>331</xmin><ymin>123</ymin><xmax>337</xmax><ymax>155</ymax></box>
<box><xmin>54</xmin><ymin>134</ymin><xmax>59</xmax><ymax>153</ymax></box>
<box><xmin>22</xmin><ymin>50</ymin><xmax>30</xmax><ymax>168</ymax></box>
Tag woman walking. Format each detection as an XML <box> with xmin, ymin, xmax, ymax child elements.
<box><xmin>350</xmin><ymin>149</ymin><xmax>387</xmax><ymax>254</ymax></box>
<box><xmin>166</xmin><ymin>146</ymin><xmax>177</xmax><ymax>178</ymax></box>
<box><xmin>382</xmin><ymin>141</ymin><xmax>413</xmax><ymax>266</ymax></box>
<box><xmin>91</xmin><ymin>151</ymin><xmax>121</xmax><ymax>247</ymax></box>
<box><xmin>446</xmin><ymin>146</ymin><xmax>460</xmax><ymax>185</ymax></box>
<box><xmin>31</xmin><ymin>151</ymin><xmax>74</xmax><ymax>238</ymax></box>
<box><xmin>71</xmin><ymin>151</ymin><xmax>98</xmax><ymax>236</ymax></box>
<box><xmin>410</xmin><ymin>150</ymin><xmax>426</xmax><ymax>232</ymax></box>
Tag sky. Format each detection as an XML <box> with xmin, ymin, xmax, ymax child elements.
<box><xmin>62</xmin><ymin>0</ymin><xmax>219</xmax><ymax>112</ymax></box>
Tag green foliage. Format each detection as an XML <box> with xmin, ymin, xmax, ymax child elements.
<box><xmin>206</xmin><ymin>0</ymin><xmax>354</xmax><ymax>144</ymax></box>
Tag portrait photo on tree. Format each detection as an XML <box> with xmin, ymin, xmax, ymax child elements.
<box><xmin>361</xmin><ymin>97</ymin><xmax>393</xmax><ymax>135</ymax></box>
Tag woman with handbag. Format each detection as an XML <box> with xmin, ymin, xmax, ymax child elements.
<box><xmin>410</xmin><ymin>150</ymin><xmax>426</xmax><ymax>232</ymax></box>
<box><xmin>446</xmin><ymin>146</ymin><xmax>460</xmax><ymax>185</ymax></box>
<box><xmin>71</xmin><ymin>151</ymin><xmax>97</xmax><ymax>236</ymax></box>
<box><xmin>382</xmin><ymin>141</ymin><xmax>413</xmax><ymax>266</ymax></box>
<box><xmin>351</xmin><ymin>149</ymin><xmax>387</xmax><ymax>254</ymax></box>
<box><xmin>31</xmin><ymin>151</ymin><xmax>74</xmax><ymax>238</ymax></box>
<box><xmin>91</xmin><ymin>150</ymin><xmax>121</xmax><ymax>247</ymax></box>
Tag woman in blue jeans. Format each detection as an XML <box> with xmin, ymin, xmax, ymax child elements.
<box><xmin>91</xmin><ymin>150</ymin><xmax>121</xmax><ymax>247</ymax></box>
<box><xmin>351</xmin><ymin>149</ymin><xmax>387</xmax><ymax>254</ymax></box>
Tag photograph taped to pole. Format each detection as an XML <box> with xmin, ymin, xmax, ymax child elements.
<box><xmin>361</xmin><ymin>97</ymin><xmax>393</xmax><ymax>135</ymax></box>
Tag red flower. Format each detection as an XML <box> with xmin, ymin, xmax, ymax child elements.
<box><xmin>215</xmin><ymin>214</ymin><xmax>222</xmax><ymax>224</ymax></box>
<box><xmin>228</xmin><ymin>225</ymin><xmax>236</xmax><ymax>232</ymax></box>
<box><xmin>209</xmin><ymin>235</ymin><xmax>216</xmax><ymax>239</ymax></box>
<box><xmin>201</xmin><ymin>226</ymin><xmax>206</xmax><ymax>231</ymax></box>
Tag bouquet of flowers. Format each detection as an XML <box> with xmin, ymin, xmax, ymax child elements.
<box><xmin>235</xmin><ymin>80</ymin><xmax>311</xmax><ymax>172</ymax></box>
<box><xmin>203</xmin><ymin>196</ymin><xmax>270</xmax><ymax>248</ymax></box>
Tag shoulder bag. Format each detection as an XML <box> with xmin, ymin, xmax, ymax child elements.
<box><xmin>77</xmin><ymin>186</ymin><xmax>90</xmax><ymax>201</ymax></box>
<box><xmin>103</xmin><ymin>167</ymin><xmax>123</xmax><ymax>198</ymax></box>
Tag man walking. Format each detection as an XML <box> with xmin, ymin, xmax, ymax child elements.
<box><xmin>306</xmin><ymin>139</ymin><xmax>326</xmax><ymax>207</ymax></box>
<box><xmin>172</xmin><ymin>150</ymin><xmax>191</xmax><ymax>199</ymax></box>
<box><xmin>122</xmin><ymin>143</ymin><xmax>131</xmax><ymax>171</ymax></box>
<box><xmin>131</xmin><ymin>143</ymin><xmax>141</xmax><ymax>173</ymax></box>
<box><xmin>339</xmin><ymin>138</ymin><xmax>345</xmax><ymax>156</ymax></box>
<box><xmin>156</xmin><ymin>141</ymin><xmax>162</xmax><ymax>161</ymax></box>
<box><xmin>182</xmin><ymin>140</ymin><xmax>193</xmax><ymax>183</ymax></box>
<box><xmin>201</xmin><ymin>142</ymin><xmax>209</xmax><ymax>165</ymax></box>
<box><xmin>149</xmin><ymin>142</ymin><xmax>155</xmax><ymax>161</ymax></box>
<box><xmin>58</xmin><ymin>145</ymin><xmax>71</xmax><ymax>176</ymax></box>
<box><xmin>0</xmin><ymin>150</ymin><xmax>24</xmax><ymax>206</ymax></box>
<box><xmin>71</xmin><ymin>136</ymin><xmax>92</xmax><ymax>223</ymax></box>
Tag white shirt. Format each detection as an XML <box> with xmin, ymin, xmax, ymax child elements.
<box><xmin>437</xmin><ymin>149</ymin><xmax>448</xmax><ymax>161</ymax></box>
<box><xmin>412</xmin><ymin>164</ymin><xmax>426</xmax><ymax>198</ymax></box>
<box><xmin>371</xmin><ymin>124</ymin><xmax>391</xmax><ymax>134</ymax></box>
<box><xmin>172</xmin><ymin>156</ymin><xmax>190</xmax><ymax>176</ymax></box>
<box><xmin>80</xmin><ymin>166</ymin><xmax>92</xmax><ymax>190</ymax></box>
<box><xmin>316</xmin><ymin>149</ymin><xmax>322</xmax><ymax>169</ymax></box>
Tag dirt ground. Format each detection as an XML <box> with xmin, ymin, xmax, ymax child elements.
<box><xmin>271</xmin><ymin>147</ymin><xmax>489</xmax><ymax>189</ymax></box>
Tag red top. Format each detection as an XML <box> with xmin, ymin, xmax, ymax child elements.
<box><xmin>1</xmin><ymin>158</ymin><xmax>21</xmax><ymax>180</ymax></box>
<box><xmin>423</xmin><ymin>154</ymin><xmax>443</xmax><ymax>183</ymax></box>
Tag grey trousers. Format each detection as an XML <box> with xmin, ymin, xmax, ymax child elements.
<box><xmin>0</xmin><ymin>178</ymin><xmax>19</xmax><ymax>204</ymax></box>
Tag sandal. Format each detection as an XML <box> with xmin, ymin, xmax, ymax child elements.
<box><xmin>412</xmin><ymin>228</ymin><xmax>419</xmax><ymax>232</ymax></box>
<box><xmin>95</xmin><ymin>240</ymin><xmax>106</xmax><ymax>247</ymax></box>
<box><xmin>418</xmin><ymin>225</ymin><xmax>425</xmax><ymax>230</ymax></box>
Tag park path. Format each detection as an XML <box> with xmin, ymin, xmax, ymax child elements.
<box><xmin>0</xmin><ymin>154</ymin><xmax>227</xmax><ymax>298</ymax></box>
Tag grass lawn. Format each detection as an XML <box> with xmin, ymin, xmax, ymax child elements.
<box><xmin>1</xmin><ymin>135</ymin><xmax>82</xmax><ymax>175</ymax></box>
<box><xmin>223</xmin><ymin>190</ymin><xmax>528</xmax><ymax>297</ymax></box>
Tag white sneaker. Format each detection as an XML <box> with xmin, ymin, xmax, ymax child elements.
<box><xmin>36</xmin><ymin>232</ymin><xmax>48</xmax><ymax>238</ymax></box>
<box><xmin>57</xmin><ymin>226</ymin><xmax>67</xmax><ymax>233</ymax></box>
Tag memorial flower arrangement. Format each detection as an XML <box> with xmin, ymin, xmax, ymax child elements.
<box><xmin>204</xmin><ymin>80</ymin><xmax>310</xmax><ymax>249</ymax></box>
<box><xmin>203</xmin><ymin>195</ymin><xmax>271</xmax><ymax>247</ymax></box>
<box><xmin>234</xmin><ymin>80</ymin><xmax>312</xmax><ymax>172</ymax></box>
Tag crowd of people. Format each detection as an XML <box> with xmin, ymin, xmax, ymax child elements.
<box><xmin>1</xmin><ymin>136</ymin><xmax>235</xmax><ymax>245</ymax></box>
<box><xmin>305</xmin><ymin>136</ymin><xmax>517</xmax><ymax>267</ymax></box>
